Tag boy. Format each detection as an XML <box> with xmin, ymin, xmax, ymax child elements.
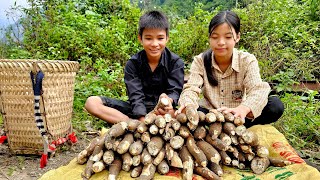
<box><xmin>85</xmin><ymin>10</ymin><xmax>185</xmax><ymax>124</ymax></box>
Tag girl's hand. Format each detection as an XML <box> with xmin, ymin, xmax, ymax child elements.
<box><xmin>217</xmin><ymin>105</ymin><xmax>251</xmax><ymax>120</ymax></box>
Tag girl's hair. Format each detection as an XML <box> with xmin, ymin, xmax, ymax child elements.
<box><xmin>209</xmin><ymin>11</ymin><xmax>240</xmax><ymax>37</ymax></box>
<box><xmin>138</xmin><ymin>10</ymin><xmax>169</xmax><ymax>37</ymax></box>
<box><xmin>204</xmin><ymin>11</ymin><xmax>240</xmax><ymax>86</ymax></box>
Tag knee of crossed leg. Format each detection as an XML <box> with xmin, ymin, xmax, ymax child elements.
<box><xmin>268</xmin><ymin>96</ymin><xmax>285</xmax><ymax>119</ymax></box>
<box><xmin>85</xmin><ymin>96</ymin><xmax>103</xmax><ymax>114</ymax></box>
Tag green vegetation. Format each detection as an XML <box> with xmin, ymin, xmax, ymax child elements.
<box><xmin>274</xmin><ymin>91</ymin><xmax>320</xmax><ymax>149</ymax></box>
<box><xmin>135</xmin><ymin>0</ymin><xmax>256</xmax><ymax>16</ymax></box>
<box><xmin>0</xmin><ymin>0</ymin><xmax>319</xmax><ymax>165</ymax></box>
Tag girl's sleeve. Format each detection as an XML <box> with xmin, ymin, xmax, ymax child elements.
<box><xmin>241</xmin><ymin>55</ymin><xmax>271</xmax><ymax>118</ymax></box>
<box><xmin>178</xmin><ymin>55</ymin><xmax>204</xmax><ymax>109</ymax></box>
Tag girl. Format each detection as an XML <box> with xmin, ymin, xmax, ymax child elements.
<box><xmin>176</xmin><ymin>11</ymin><xmax>284</xmax><ymax>127</ymax></box>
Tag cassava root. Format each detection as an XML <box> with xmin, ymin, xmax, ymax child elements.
<box><xmin>78</xmin><ymin>107</ymin><xmax>292</xmax><ymax>179</ymax></box>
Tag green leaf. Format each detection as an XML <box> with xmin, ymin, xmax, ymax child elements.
<box><xmin>85</xmin><ymin>10</ymin><xmax>97</xmax><ymax>16</ymax></box>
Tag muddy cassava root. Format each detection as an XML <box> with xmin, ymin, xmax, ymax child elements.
<box><xmin>77</xmin><ymin>107</ymin><xmax>292</xmax><ymax>179</ymax></box>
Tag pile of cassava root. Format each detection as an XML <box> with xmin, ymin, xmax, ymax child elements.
<box><xmin>77</xmin><ymin>97</ymin><xmax>292</xmax><ymax>180</ymax></box>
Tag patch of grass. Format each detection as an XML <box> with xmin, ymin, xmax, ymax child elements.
<box><xmin>7</xmin><ymin>166</ymin><xmax>16</xmax><ymax>176</ymax></box>
<box><xmin>72</xmin><ymin>111</ymin><xmax>110</xmax><ymax>133</ymax></box>
<box><xmin>274</xmin><ymin>90</ymin><xmax>320</xmax><ymax>168</ymax></box>
<box><xmin>17</xmin><ymin>156</ymin><xmax>25</xmax><ymax>169</ymax></box>
<box><xmin>274</xmin><ymin>90</ymin><xmax>320</xmax><ymax>150</ymax></box>
<box><xmin>71</xmin><ymin>61</ymin><xmax>126</xmax><ymax>132</ymax></box>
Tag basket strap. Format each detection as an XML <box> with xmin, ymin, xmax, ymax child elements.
<box><xmin>30</xmin><ymin>70</ymin><xmax>50</xmax><ymax>168</ymax></box>
<box><xmin>0</xmin><ymin>91</ymin><xmax>3</xmax><ymax>114</ymax></box>
<box><xmin>0</xmin><ymin>90</ymin><xmax>7</xmax><ymax>143</ymax></box>
<box><xmin>30</xmin><ymin>68</ymin><xmax>78</xmax><ymax>168</ymax></box>
<box><xmin>0</xmin><ymin>87</ymin><xmax>5</xmax><ymax>116</ymax></box>
<box><xmin>30</xmin><ymin>71</ymin><xmax>47</xmax><ymax>136</ymax></box>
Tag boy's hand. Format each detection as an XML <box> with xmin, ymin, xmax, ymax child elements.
<box><xmin>217</xmin><ymin>105</ymin><xmax>251</xmax><ymax>121</ymax></box>
<box><xmin>154</xmin><ymin>106</ymin><xmax>174</xmax><ymax>116</ymax></box>
<box><xmin>155</xmin><ymin>108</ymin><xmax>175</xmax><ymax>117</ymax></box>
<box><xmin>174</xmin><ymin>105</ymin><xmax>186</xmax><ymax>116</ymax></box>
<box><xmin>138</xmin><ymin>116</ymin><xmax>145</xmax><ymax>122</ymax></box>
<box><xmin>159</xmin><ymin>93</ymin><xmax>173</xmax><ymax>106</ymax></box>
<box><xmin>154</xmin><ymin>108</ymin><xmax>165</xmax><ymax>115</ymax></box>
<box><xmin>155</xmin><ymin>93</ymin><xmax>174</xmax><ymax>115</ymax></box>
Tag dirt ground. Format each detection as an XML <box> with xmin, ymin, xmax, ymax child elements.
<box><xmin>0</xmin><ymin>129</ymin><xmax>99</xmax><ymax>180</ymax></box>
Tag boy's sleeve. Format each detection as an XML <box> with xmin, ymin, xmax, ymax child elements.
<box><xmin>124</xmin><ymin>60</ymin><xmax>147</xmax><ymax>118</ymax></box>
<box><xmin>241</xmin><ymin>55</ymin><xmax>271</xmax><ymax>118</ymax></box>
<box><xmin>166</xmin><ymin>58</ymin><xmax>185</xmax><ymax>107</ymax></box>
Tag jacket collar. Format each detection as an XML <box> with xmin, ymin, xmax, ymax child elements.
<box><xmin>141</xmin><ymin>48</ymin><xmax>167</xmax><ymax>67</ymax></box>
<box><xmin>231</xmin><ymin>48</ymin><xmax>240</xmax><ymax>73</ymax></box>
<box><xmin>211</xmin><ymin>48</ymin><xmax>240</xmax><ymax>73</ymax></box>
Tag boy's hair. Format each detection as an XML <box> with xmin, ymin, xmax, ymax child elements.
<box><xmin>138</xmin><ymin>10</ymin><xmax>169</xmax><ymax>37</ymax></box>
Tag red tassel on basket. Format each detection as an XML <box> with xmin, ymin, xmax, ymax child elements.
<box><xmin>38</xmin><ymin>132</ymin><xmax>77</xmax><ymax>168</ymax></box>
<box><xmin>48</xmin><ymin>144</ymin><xmax>56</xmax><ymax>153</ymax></box>
<box><xmin>40</xmin><ymin>154</ymin><xmax>48</xmax><ymax>169</ymax></box>
<box><xmin>68</xmin><ymin>132</ymin><xmax>78</xmax><ymax>143</ymax></box>
<box><xmin>0</xmin><ymin>136</ymin><xmax>7</xmax><ymax>144</ymax></box>
<box><xmin>53</xmin><ymin>137</ymin><xmax>67</xmax><ymax>146</ymax></box>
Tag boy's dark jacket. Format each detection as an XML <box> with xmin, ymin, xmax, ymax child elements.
<box><xmin>124</xmin><ymin>47</ymin><xmax>184</xmax><ymax>118</ymax></box>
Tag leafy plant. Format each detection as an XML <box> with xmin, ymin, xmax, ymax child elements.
<box><xmin>309</xmin><ymin>0</ymin><xmax>320</xmax><ymax>21</ymax></box>
<box><xmin>274</xmin><ymin>90</ymin><xmax>320</xmax><ymax>149</ymax></box>
<box><xmin>270</xmin><ymin>69</ymin><xmax>299</xmax><ymax>92</ymax></box>
<box><xmin>73</xmin><ymin>59</ymin><xmax>127</xmax><ymax>130</ymax></box>
<box><xmin>236</xmin><ymin>0</ymin><xmax>319</xmax><ymax>81</ymax></box>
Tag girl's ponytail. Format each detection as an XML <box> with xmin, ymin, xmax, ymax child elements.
<box><xmin>203</xmin><ymin>49</ymin><xmax>218</xmax><ymax>86</ymax></box>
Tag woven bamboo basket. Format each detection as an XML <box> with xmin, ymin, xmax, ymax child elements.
<box><xmin>0</xmin><ymin>59</ymin><xmax>79</xmax><ymax>155</ymax></box>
